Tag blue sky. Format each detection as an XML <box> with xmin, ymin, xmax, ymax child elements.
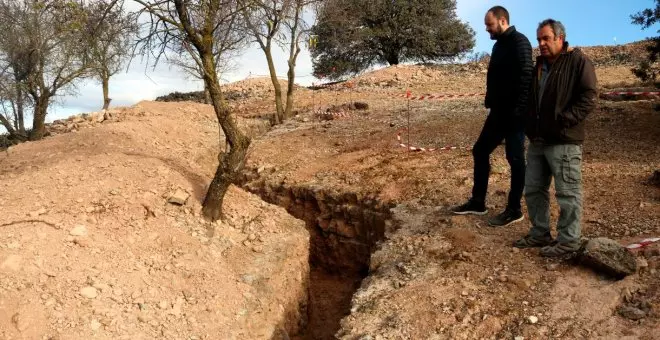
<box><xmin>41</xmin><ymin>0</ymin><xmax>659</xmax><ymax>122</ymax></box>
<box><xmin>460</xmin><ymin>0</ymin><xmax>657</xmax><ymax>53</ymax></box>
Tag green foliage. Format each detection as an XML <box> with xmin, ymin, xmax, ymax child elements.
<box><xmin>310</xmin><ymin>0</ymin><xmax>475</xmax><ymax>79</ymax></box>
<box><xmin>631</xmin><ymin>0</ymin><xmax>660</xmax><ymax>83</ymax></box>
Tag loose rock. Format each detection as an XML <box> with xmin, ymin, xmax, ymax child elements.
<box><xmin>168</xmin><ymin>189</ymin><xmax>190</xmax><ymax>205</ymax></box>
<box><xmin>11</xmin><ymin>313</ymin><xmax>29</xmax><ymax>332</ymax></box>
<box><xmin>0</xmin><ymin>255</ymin><xmax>22</xmax><ymax>271</ymax></box>
<box><xmin>69</xmin><ymin>225</ymin><xmax>88</xmax><ymax>236</ymax></box>
<box><xmin>618</xmin><ymin>305</ymin><xmax>647</xmax><ymax>320</ymax></box>
<box><xmin>579</xmin><ymin>237</ymin><xmax>637</xmax><ymax>278</ymax></box>
<box><xmin>80</xmin><ymin>286</ymin><xmax>98</xmax><ymax>299</ymax></box>
<box><xmin>90</xmin><ymin>319</ymin><xmax>102</xmax><ymax>330</ymax></box>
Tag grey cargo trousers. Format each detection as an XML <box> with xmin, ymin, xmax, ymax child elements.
<box><xmin>524</xmin><ymin>143</ymin><xmax>583</xmax><ymax>245</ymax></box>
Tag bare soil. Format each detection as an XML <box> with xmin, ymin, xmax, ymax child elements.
<box><xmin>240</xmin><ymin>57</ymin><xmax>659</xmax><ymax>339</ymax></box>
<box><xmin>1</xmin><ymin>42</ymin><xmax>659</xmax><ymax>339</ymax></box>
<box><xmin>0</xmin><ymin>102</ymin><xmax>309</xmax><ymax>339</ymax></box>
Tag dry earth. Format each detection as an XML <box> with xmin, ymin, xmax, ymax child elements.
<box><xmin>1</xmin><ymin>42</ymin><xmax>659</xmax><ymax>340</ymax></box>
<box><xmin>0</xmin><ymin>103</ymin><xmax>308</xmax><ymax>340</ymax></box>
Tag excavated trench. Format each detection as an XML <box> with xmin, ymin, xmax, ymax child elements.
<box><xmin>240</xmin><ymin>172</ymin><xmax>393</xmax><ymax>339</ymax></box>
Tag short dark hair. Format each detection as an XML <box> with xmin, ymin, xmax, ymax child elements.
<box><xmin>538</xmin><ymin>18</ymin><xmax>566</xmax><ymax>39</ymax></box>
<box><xmin>488</xmin><ymin>6</ymin><xmax>509</xmax><ymax>24</ymax></box>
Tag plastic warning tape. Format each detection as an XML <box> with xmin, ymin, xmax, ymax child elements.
<box><xmin>388</xmin><ymin>92</ymin><xmax>485</xmax><ymax>100</ymax></box>
<box><xmin>601</xmin><ymin>91</ymin><xmax>660</xmax><ymax>96</ymax></box>
<box><xmin>626</xmin><ymin>237</ymin><xmax>660</xmax><ymax>250</ymax></box>
<box><xmin>394</xmin><ymin>91</ymin><xmax>660</xmax><ymax>98</ymax></box>
<box><xmin>313</xmin><ymin>109</ymin><xmax>396</xmax><ymax>125</ymax></box>
<box><xmin>408</xmin><ymin>93</ymin><xmax>484</xmax><ymax>100</ymax></box>
<box><xmin>317</xmin><ymin>110</ymin><xmax>351</xmax><ymax>118</ymax></box>
<box><xmin>396</xmin><ymin>132</ymin><xmax>472</xmax><ymax>152</ymax></box>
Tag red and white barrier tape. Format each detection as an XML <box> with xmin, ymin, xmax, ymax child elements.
<box><xmin>396</xmin><ymin>132</ymin><xmax>472</xmax><ymax>152</ymax></box>
<box><xmin>601</xmin><ymin>91</ymin><xmax>660</xmax><ymax>96</ymax></box>
<box><xmin>398</xmin><ymin>93</ymin><xmax>485</xmax><ymax>101</ymax></box>
<box><xmin>392</xmin><ymin>90</ymin><xmax>659</xmax><ymax>100</ymax></box>
<box><xmin>626</xmin><ymin>237</ymin><xmax>660</xmax><ymax>250</ymax></box>
<box><xmin>313</xmin><ymin>109</ymin><xmax>397</xmax><ymax>125</ymax></box>
<box><xmin>317</xmin><ymin>110</ymin><xmax>351</xmax><ymax>118</ymax></box>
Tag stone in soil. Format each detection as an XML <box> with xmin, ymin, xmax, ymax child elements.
<box><xmin>80</xmin><ymin>286</ymin><xmax>98</xmax><ymax>299</ymax></box>
<box><xmin>618</xmin><ymin>305</ymin><xmax>647</xmax><ymax>320</ymax></box>
<box><xmin>168</xmin><ymin>189</ymin><xmax>190</xmax><ymax>205</ymax></box>
<box><xmin>579</xmin><ymin>237</ymin><xmax>638</xmax><ymax>279</ymax></box>
<box><xmin>69</xmin><ymin>225</ymin><xmax>88</xmax><ymax>236</ymax></box>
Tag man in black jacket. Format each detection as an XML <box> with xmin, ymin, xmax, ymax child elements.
<box><xmin>513</xmin><ymin>19</ymin><xmax>597</xmax><ymax>257</ymax></box>
<box><xmin>452</xmin><ymin>6</ymin><xmax>533</xmax><ymax>227</ymax></box>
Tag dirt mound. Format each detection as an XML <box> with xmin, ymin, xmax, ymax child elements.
<box><xmin>155</xmin><ymin>78</ymin><xmax>306</xmax><ymax>104</ymax></box>
<box><xmin>343</xmin><ymin>41</ymin><xmax>651</xmax><ymax>92</ymax></box>
<box><xmin>579</xmin><ymin>41</ymin><xmax>653</xmax><ymax>66</ymax></box>
<box><xmin>222</xmin><ymin>77</ymin><xmax>307</xmax><ymax>100</ymax></box>
<box><xmin>349</xmin><ymin>63</ymin><xmax>487</xmax><ymax>91</ymax></box>
<box><xmin>0</xmin><ymin>101</ymin><xmax>309</xmax><ymax>339</ymax></box>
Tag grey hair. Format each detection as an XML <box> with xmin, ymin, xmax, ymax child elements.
<box><xmin>538</xmin><ymin>19</ymin><xmax>566</xmax><ymax>39</ymax></box>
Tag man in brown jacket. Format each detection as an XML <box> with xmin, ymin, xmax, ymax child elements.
<box><xmin>513</xmin><ymin>19</ymin><xmax>597</xmax><ymax>257</ymax></box>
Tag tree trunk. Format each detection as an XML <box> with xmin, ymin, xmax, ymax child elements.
<box><xmin>15</xmin><ymin>86</ymin><xmax>25</xmax><ymax>133</ymax></box>
<box><xmin>285</xmin><ymin>45</ymin><xmax>301</xmax><ymax>119</ymax></box>
<box><xmin>204</xmin><ymin>86</ymin><xmax>211</xmax><ymax>104</ymax></box>
<box><xmin>285</xmin><ymin>3</ymin><xmax>302</xmax><ymax>120</ymax></box>
<box><xmin>264</xmin><ymin>42</ymin><xmax>284</xmax><ymax>125</ymax></box>
<box><xmin>12</xmin><ymin>101</ymin><xmax>19</xmax><ymax>131</ymax></box>
<box><xmin>102</xmin><ymin>74</ymin><xmax>111</xmax><ymax>110</ymax></box>
<box><xmin>199</xmin><ymin>54</ymin><xmax>251</xmax><ymax>222</ymax></box>
<box><xmin>385</xmin><ymin>51</ymin><xmax>400</xmax><ymax>65</ymax></box>
<box><xmin>29</xmin><ymin>95</ymin><xmax>50</xmax><ymax>140</ymax></box>
<box><xmin>284</xmin><ymin>64</ymin><xmax>295</xmax><ymax>119</ymax></box>
<box><xmin>0</xmin><ymin>114</ymin><xmax>16</xmax><ymax>136</ymax></box>
<box><xmin>3</xmin><ymin>100</ymin><xmax>26</xmax><ymax>142</ymax></box>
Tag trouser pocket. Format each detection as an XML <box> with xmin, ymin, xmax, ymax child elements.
<box><xmin>561</xmin><ymin>146</ymin><xmax>582</xmax><ymax>184</ymax></box>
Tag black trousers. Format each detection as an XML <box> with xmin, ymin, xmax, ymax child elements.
<box><xmin>471</xmin><ymin>112</ymin><xmax>526</xmax><ymax>212</ymax></box>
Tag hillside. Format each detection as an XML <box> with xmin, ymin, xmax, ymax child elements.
<box><xmin>0</xmin><ymin>41</ymin><xmax>658</xmax><ymax>339</ymax></box>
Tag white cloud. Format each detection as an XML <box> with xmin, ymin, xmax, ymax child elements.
<box><xmin>50</xmin><ymin>1</ymin><xmax>317</xmax><ymax>121</ymax></box>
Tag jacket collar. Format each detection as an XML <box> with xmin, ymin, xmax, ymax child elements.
<box><xmin>536</xmin><ymin>41</ymin><xmax>571</xmax><ymax>63</ymax></box>
<box><xmin>497</xmin><ymin>26</ymin><xmax>516</xmax><ymax>40</ymax></box>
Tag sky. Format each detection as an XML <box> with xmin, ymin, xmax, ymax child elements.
<box><xmin>42</xmin><ymin>0</ymin><xmax>659</xmax><ymax>122</ymax></box>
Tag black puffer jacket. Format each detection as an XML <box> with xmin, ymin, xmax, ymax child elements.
<box><xmin>484</xmin><ymin>26</ymin><xmax>533</xmax><ymax>117</ymax></box>
<box><xmin>526</xmin><ymin>44</ymin><xmax>597</xmax><ymax>144</ymax></box>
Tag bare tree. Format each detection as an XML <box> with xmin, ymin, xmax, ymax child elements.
<box><xmin>0</xmin><ymin>64</ymin><xmax>32</xmax><ymax>140</ymax></box>
<box><xmin>133</xmin><ymin>0</ymin><xmax>250</xmax><ymax>222</ymax></box>
<box><xmin>0</xmin><ymin>2</ymin><xmax>38</xmax><ymax>140</ymax></box>
<box><xmin>166</xmin><ymin>4</ymin><xmax>249</xmax><ymax>104</ymax></box>
<box><xmin>0</xmin><ymin>0</ymin><xmax>97</xmax><ymax>141</ymax></box>
<box><xmin>240</xmin><ymin>0</ymin><xmax>314</xmax><ymax>125</ymax></box>
<box><xmin>168</xmin><ymin>52</ymin><xmax>240</xmax><ymax>103</ymax></box>
<box><xmin>86</xmin><ymin>1</ymin><xmax>138</xmax><ymax>110</ymax></box>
